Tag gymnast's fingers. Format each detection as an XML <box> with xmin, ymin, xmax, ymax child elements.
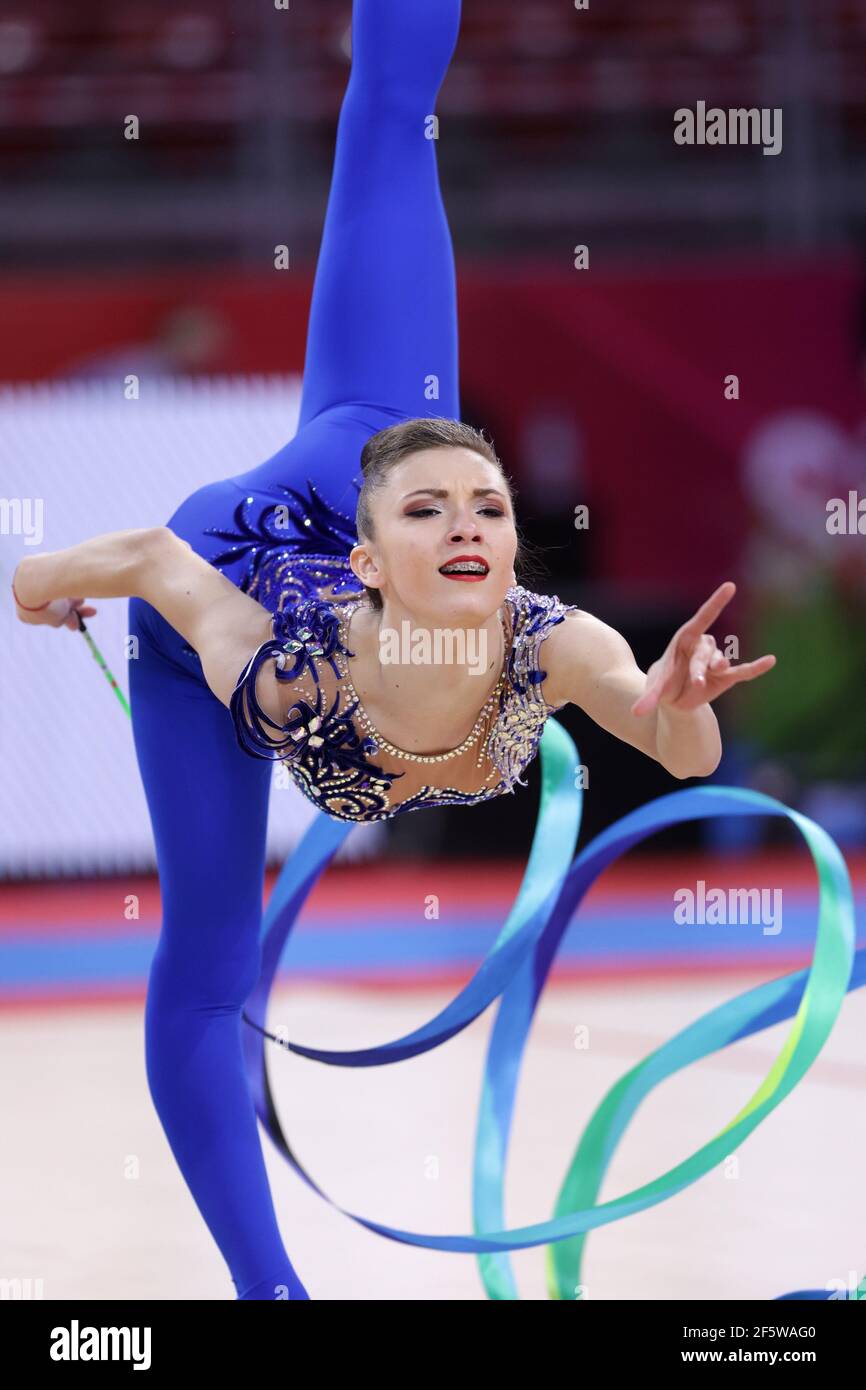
<box><xmin>678</xmin><ymin>581</ymin><xmax>736</xmax><ymax>644</ymax></box>
<box><xmin>717</xmin><ymin>654</ymin><xmax>777</xmax><ymax>686</ymax></box>
<box><xmin>688</xmin><ymin>634</ymin><xmax>717</xmax><ymax>686</ymax></box>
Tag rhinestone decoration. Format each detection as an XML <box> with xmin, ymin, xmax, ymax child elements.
<box><xmin>335</xmin><ymin>601</ymin><xmax>509</xmax><ymax>771</ymax></box>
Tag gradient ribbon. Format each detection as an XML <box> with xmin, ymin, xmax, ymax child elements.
<box><xmin>238</xmin><ymin>715</ymin><xmax>862</xmax><ymax>1300</ymax></box>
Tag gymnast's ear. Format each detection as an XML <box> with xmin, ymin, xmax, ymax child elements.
<box><xmin>348</xmin><ymin>542</ymin><xmax>383</xmax><ymax>594</ymax></box>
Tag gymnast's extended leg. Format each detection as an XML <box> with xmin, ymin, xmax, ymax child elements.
<box><xmin>128</xmin><ymin>0</ymin><xmax>464</xmax><ymax>1301</ymax></box>
<box><xmin>228</xmin><ymin>0</ymin><xmax>464</xmax><ymax>515</ymax></box>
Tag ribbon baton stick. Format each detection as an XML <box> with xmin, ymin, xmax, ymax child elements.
<box><xmin>74</xmin><ymin>611</ymin><xmax>131</xmax><ymax>719</ymax></box>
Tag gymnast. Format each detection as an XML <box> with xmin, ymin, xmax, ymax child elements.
<box><xmin>11</xmin><ymin>0</ymin><xmax>775</xmax><ymax>1300</ymax></box>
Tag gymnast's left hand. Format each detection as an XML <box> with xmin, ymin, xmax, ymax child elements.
<box><xmin>630</xmin><ymin>581</ymin><xmax>776</xmax><ymax>717</ymax></box>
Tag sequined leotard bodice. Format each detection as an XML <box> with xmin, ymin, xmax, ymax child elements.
<box><xmin>204</xmin><ymin>482</ymin><xmax>579</xmax><ymax>824</ymax></box>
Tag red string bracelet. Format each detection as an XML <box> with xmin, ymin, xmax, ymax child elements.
<box><xmin>11</xmin><ymin>575</ymin><xmax>50</xmax><ymax>612</ymax></box>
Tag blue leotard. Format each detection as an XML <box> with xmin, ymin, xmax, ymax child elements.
<box><xmin>126</xmin><ymin>0</ymin><xmax>566</xmax><ymax>1301</ymax></box>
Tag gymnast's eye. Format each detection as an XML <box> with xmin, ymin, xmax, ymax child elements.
<box><xmin>406</xmin><ymin>506</ymin><xmax>506</xmax><ymax>518</ymax></box>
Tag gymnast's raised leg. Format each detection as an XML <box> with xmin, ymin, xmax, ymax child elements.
<box><xmin>126</xmin><ymin>0</ymin><xmax>463</xmax><ymax>1300</ymax></box>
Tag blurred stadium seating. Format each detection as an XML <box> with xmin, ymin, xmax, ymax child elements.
<box><xmin>1</xmin><ymin>1</ymin><xmax>865</xmax><ymax>263</ymax></box>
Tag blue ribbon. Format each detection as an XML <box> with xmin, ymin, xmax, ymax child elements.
<box><xmin>241</xmin><ymin>717</ymin><xmax>863</xmax><ymax>1300</ymax></box>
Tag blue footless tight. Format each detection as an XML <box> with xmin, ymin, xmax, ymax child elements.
<box><xmin>126</xmin><ymin>0</ymin><xmax>462</xmax><ymax>1300</ymax></box>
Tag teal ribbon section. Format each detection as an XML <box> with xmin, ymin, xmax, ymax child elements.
<box><xmin>241</xmin><ymin>717</ymin><xmax>862</xmax><ymax>1300</ymax></box>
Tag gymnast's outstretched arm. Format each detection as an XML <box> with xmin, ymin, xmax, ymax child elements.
<box><xmin>13</xmin><ymin>528</ymin><xmax>280</xmax><ymax>715</ymax></box>
<box><xmin>540</xmin><ymin>583</ymin><xmax>775</xmax><ymax>779</ymax></box>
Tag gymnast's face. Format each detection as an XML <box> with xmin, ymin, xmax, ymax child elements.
<box><xmin>351</xmin><ymin>447</ymin><xmax>518</xmax><ymax>624</ymax></box>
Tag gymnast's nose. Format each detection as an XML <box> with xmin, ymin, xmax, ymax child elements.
<box><xmin>447</xmin><ymin>513</ymin><xmax>483</xmax><ymax>544</ymax></box>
